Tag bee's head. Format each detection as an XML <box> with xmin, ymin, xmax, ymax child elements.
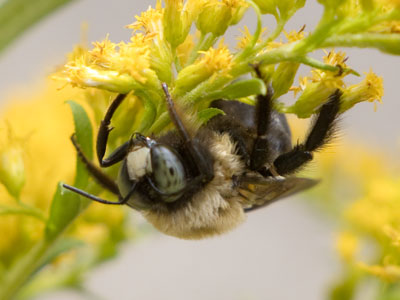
<box><xmin>118</xmin><ymin>136</ymin><xmax>187</xmax><ymax>208</ymax></box>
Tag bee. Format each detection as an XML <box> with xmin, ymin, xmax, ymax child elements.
<box><xmin>63</xmin><ymin>73</ymin><xmax>341</xmax><ymax>239</ymax></box>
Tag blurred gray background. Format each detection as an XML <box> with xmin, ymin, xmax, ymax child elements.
<box><xmin>0</xmin><ymin>1</ymin><xmax>398</xmax><ymax>299</ymax></box>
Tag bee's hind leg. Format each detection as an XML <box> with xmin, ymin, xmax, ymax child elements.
<box><xmin>268</xmin><ymin>89</ymin><xmax>342</xmax><ymax>176</ymax></box>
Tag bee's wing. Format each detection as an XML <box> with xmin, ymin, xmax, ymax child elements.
<box><xmin>239</xmin><ymin>175</ymin><xmax>319</xmax><ymax>212</ymax></box>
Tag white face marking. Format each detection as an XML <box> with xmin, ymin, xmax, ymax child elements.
<box><xmin>126</xmin><ymin>146</ymin><xmax>152</xmax><ymax>180</ymax></box>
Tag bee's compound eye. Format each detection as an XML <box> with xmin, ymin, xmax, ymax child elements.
<box><xmin>151</xmin><ymin>145</ymin><xmax>186</xmax><ymax>198</ymax></box>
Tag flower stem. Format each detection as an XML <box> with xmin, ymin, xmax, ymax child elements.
<box><xmin>0</xmin><ymin>238</ymin><xmax>54</xmax><ymax>300</ymax></box>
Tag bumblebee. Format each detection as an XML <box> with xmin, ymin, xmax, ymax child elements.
<box><xmin>64</xmin><ymin>77</ymin><xmax>341</xmax><ymax>239</ymax></box>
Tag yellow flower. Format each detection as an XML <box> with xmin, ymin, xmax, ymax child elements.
<box><xmin>0</xmin><ymin>80</ymin><xmax>128</xmax><ymax>266</ymax></box>
<box><xmin>341</xmin><ymin>70</ymin><xmax>383</xmax><ymax>112</ymax></box>
<box><xmin>359</xmin><ymin>263</ymin><xmax>400</xmax><ymax>283</ymax></box>
<box><xmin>0</xmin><ymin>130</ymin><xmax>25</xmax><ymax>199</ymax></box>
<box><xmin>175</xmin><ymin>41</ymin><xmax>234</xmax><ymax>94</ymax></box>
<box><xmin>336</xmin><ymin>231</ymin><xmax>359</xmax><ymax>262</ymax></box>
<box><xmin>127</xmin><ymin>5</ymin><xmax>164</xmax><ymax>35</ymax></box>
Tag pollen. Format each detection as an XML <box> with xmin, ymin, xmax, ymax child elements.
<box><xmin>127</xmin><ymin>5</ymin><xmax>164</xmax><ymax>35</ymax></box>
<box><xmin>345</xmin><ymin>70</ymin><xmax>384</xmax><ymax>106</ymax></box>
<box><xmin>284</xmin><ymin>28</ymin><xmax>306</xmax><ymax>43</ymax></box>
<box><xmin>198</xmin><ymin>42</ymin><xmax>234</xmax><ymax>73</ymax></box>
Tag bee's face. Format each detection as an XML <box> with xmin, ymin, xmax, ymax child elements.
<box><xmin>120</xmin><ymin>138</ymin><xmax>187</xmax><ymax>206</ymax></box>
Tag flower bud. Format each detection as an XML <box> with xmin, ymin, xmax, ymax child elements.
<box><xmin>0</xmin><ymin>144</ymin><xmax>25</xmax><ymax>199</ymax></box>
<box><xmin>196</xmin><ymin>1</ymin><xmax>232</xmax><ymax>36</ymax></box>
<box><xmin>164</xmin><ymin>0</ymin><xmax>190</xmax><ymax>49</ymax></box>
<box><xmin>271</xmin><ymin>62</ymin><xmax>300</xmax><ymax>99</ymax></box>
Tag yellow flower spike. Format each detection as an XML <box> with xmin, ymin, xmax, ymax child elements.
<box><xmin>127</xmin><ymin>5</ymin><xmax>164</xmax><ymax>35</ymax></box>
<box><xmin>0</xmin><ymin>129</ymin><xmax>25</xmax><ymax>199</ymax></box>
<box><xmin>358</xmin><ymin>262</ymin><xmax>400</xmax><ymax>282</ymax></box>
<box><xmin>55</xmin><ymin>34</ymin><xmax>158</xmax><ymax>93</ymax></box>
<box><xmin>127</xmin><ymin>6</ymin><xmax>174</xmax><ymax>83</ymax></box>
<box><xmin>340</xmin><ymin>70</ymin><xmax>384</xmax><ymax>113</ymax></box>
<box><xmin>175</xmin><ymin>41</ymin><xmax>234</xmax><ymax>94</ymax></box>
<box><xmin>336</xmin><ymin>231</ymin><xmax>359</xmax><ymax>262</ymax></box>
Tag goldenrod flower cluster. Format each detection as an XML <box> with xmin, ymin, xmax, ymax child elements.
<box><xmin>1</xmin><ymin>0</ymin><xmax>400</xmax><ymax>298</ymax></box>
<box><xmin>309</xmin><ymin>143</ymin><xmax>400</xmax><ymax>299</ymax></box>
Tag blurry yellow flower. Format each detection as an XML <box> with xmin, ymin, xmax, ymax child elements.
<box><xmin>359</xmin><ymin>263</ymin><xmax>400</xmax><ymax>283</ymax></box>
<box><xmin>0</xmin><ymin>130</ymin><xmax>25</xmax><ymax>199</ymax></box>
<box><xmin>0</xmin><ymin>80</ymin><xmax>128</xmax><ymax>267</ymax></box>
<box><xmin>336</xmin><ymin>231</ymin><xmax>359</xmax><ymax>262</ymax></box>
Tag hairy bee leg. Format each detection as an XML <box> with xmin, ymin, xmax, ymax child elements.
<box><xmin>161</xmin><ymin>83</ymin><xmax>214</xmax><ymax>182</ymax></box>
<box><xmin>63</xmin><ymin>181</ymin><xmax>137</xmax><ymax>205</ymax></box>
<box><xmin>70</xmin><ymin>135</ymin><xmax>120</xmax><ymax>195</ymax></box>
<box><xmin>270</xmin><ymin>89</ymin><xmax>342</xmax><ymax>176</ymax></box>
<box><xmin>97</xmin><ymin>93</ymin><xmax>128</xmax><ymax>167</ymax></box>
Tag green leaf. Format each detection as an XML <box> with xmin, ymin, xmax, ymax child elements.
<box><xmin>45</xmin><ymin>183</ymin><xmax>81</xmax><ymax>239</ymax></box>
<box><xmin>66</xmin><ymin>100</ymin><xmax>93</xmax><ymax>189</ymax></box>
<box><xmin>206</xmin><ymin>78</ymin><xmax>266</xmax><ymax>100</ymax></box>
<box><xmin>198</xmin><ymin>108</ymin><xmax>225</xmax><ymax>124</ymax></box>
<box><xmin>0</xmin><ymin>0</ymin><xmax>74</xmax><ymax>54</ymax></box>
<box><xmin>46</xmin><ymin>101</ymin><xmax>93</xmax><ymax>238</ymax></box>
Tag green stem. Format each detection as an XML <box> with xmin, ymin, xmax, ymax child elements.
<box><xmin>0</xmin><ymin>238</ymin><xmax>54</xmax><ymax>300</ymax></box>
<box><xmin>0</xmin><ymin>0</ymin><xmax>75</xmax><ymax>54</ymax></box>
<box><xmin>253</xmin><ymin>17</ymin><xmax>287</xmax><ymax>54</ymax></box>
<box><xmin>0</xmin><ymin>204</ymin><xmax>47</xmax><ymax>222</ymax></box>
<box><xmin>321</xmin><ymin>33</ymin><xmax>400</xmax><ymax>55</ymax></box>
